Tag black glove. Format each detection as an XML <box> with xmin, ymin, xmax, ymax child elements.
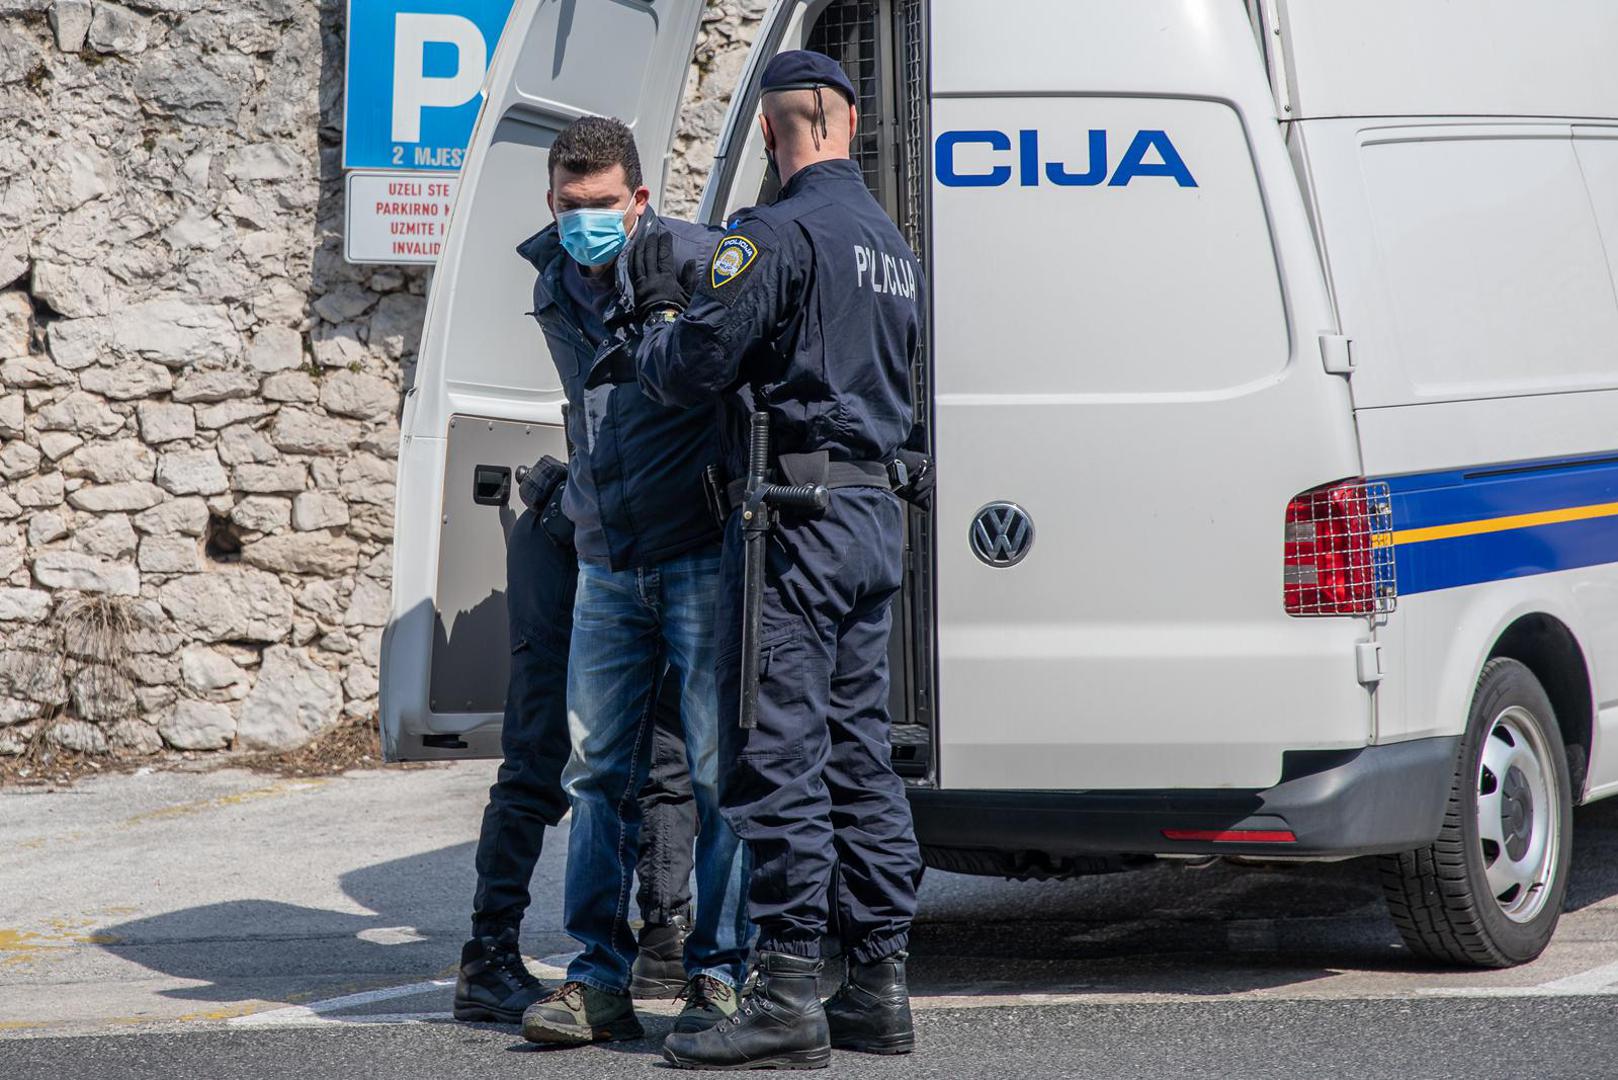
<box><xmin>539</xmin><ymin>480</ymin><xmax>575</xmax><ymax>551</ymax></box>
<box><xmin>517</xmin><ymin>454</ymin><xmax>568</xmax><ymax>512</ymax></box>
<box><xmin>893</xmin><ymin>448</ymin><xmax>935</xmax><ymax>505</ymax></box>
<box><xmin>627</xmin><ymin>231</ymin><xmax>692</xmax><ymax>320</ymax></box>
<box><xmin>515</xmin><ymin>455</ymin><xmax>574</xmax><ymax>549</ymax></box>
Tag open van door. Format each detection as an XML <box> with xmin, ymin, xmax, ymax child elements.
<box><xmin>382</xmin><ymin>0</ymin><xmax>707</xmax><ymax>761</ymax></box>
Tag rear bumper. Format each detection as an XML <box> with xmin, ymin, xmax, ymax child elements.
<box><xmin>908</xmin><ymin>736</ymin><xmax>1460</xmax><ymax>859</ymax></box>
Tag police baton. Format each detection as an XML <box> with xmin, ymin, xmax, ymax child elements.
<box><xmin>739</xmin><ymin>411</ymin><xmax>827</xmax><ymax>729</ymax></box>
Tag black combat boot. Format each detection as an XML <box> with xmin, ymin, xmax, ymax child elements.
<box><xmin>453</xmin><ymin>926</ymin><xmax>551</xmax><ymax>1024</ymax></box>
<box><xmin>661</xmin><ymin>951</ymin><xmax>831</xmax><ymax>1070</ymax></box>
<box><xmin>823</xmin><ymin>953</ymin><xmax>914</xmax><ymax>1054</ymax></box>
<box><xmin>630</xmin><ymin>913</ymin><xmax>691</xmax><ymax>999</ymax></box>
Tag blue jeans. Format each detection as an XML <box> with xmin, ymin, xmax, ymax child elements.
<box><xmin>471</xmin><ymin>508</ymin><xmax>695</xmax><ymax>937</ymax></box>
<box><xmin>562</xmin><ymin>546</ymin><xmax>752</xmax><ymax>993</ymax></box>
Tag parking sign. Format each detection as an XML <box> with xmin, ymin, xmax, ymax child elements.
<box><xmin>344</xmin><ymin>0</ymin><xmax>517</xmax><ymax>172</ymax></box>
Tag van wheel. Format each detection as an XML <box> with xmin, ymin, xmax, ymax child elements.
<box><xmin>1378</xmin><ymin>658</ymin><xmax>1572</xmax><ymax>967</ymax></box>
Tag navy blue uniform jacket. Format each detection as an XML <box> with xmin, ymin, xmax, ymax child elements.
<box><xmin>635</xmin><ymin>158</ymin><xmax>922</xmax><ymax>470</ymax></box>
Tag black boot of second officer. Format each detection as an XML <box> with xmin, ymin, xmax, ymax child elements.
<box><xmin>824</xmin><ymin>953</ymin><xmax>914</xmax><ymax>1054</ymax></box>
<box><xmin>662</xmin><ymin>951</ymin><xmax>831</xmax><ymax>1070</ymax></box>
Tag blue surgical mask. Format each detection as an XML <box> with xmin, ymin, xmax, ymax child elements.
<box><xmin>557</xmin><ymin>207</ymin><xmax>629</xmax><ymax>267</ymax></box>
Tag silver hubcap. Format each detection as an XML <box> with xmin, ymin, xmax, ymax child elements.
<box><xmin>1476</xmin><ymin>705</ymin><xmax>1561</xmax><ymax>923</ymax></box>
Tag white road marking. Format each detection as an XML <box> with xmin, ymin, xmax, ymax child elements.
<box><xmin>228</xmin><ymin>952</ymin><xmax>579</xmax><ymax>1030</ymax></box>
<box><xmin>355</xmin><ymin>926</ymin><xmax>428</xmax><ymax>946</ymax></box>
<box><xmin>192</xmin><ymin>953</ymin><xmax>1618</xmax><ymax>1032</ymax></box>
<box><xmin>1413</xmin><ymin>958</ymin><xmax>1618</xmax><ymax>999</ymax></box>
<box><xmin>1534</xmin><ymin>958</ymin><xmax>1618</xmax><ymax>994</ymax></box>
<box><xmin>233</xmin><ymin>1011</ymin><xmax>455</xmax><ymax>1028</ymax></box>
<box><xmin>229</xmin><ymin>979</ymin><xmax>455</xmax><ymax>1027</ymax></box>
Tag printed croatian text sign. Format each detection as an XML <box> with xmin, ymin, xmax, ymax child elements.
<box><xmin>343</xmin><ymin>0</ymin><xmax>516</xmax><ymax>172</ymax></box>
<box><xmin>345</xmin><ymin>171</ymin><xmax>459</xmax><ymax>264</ymax></box>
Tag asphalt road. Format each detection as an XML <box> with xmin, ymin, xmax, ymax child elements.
<box><xmin>7</xmin><ymin>998</ymin><xmax>1618</xmax><ymax>1080</ymax></box>
<box><xmin>5</xmin><ymin>761</ymin><xmax>1618</xmax><ymax>1078</ymax></box>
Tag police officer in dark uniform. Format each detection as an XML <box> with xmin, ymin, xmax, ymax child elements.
<box><xmin>619</xmin><ymin>51</ymin><xmax>926</xmax><ymax>1070</ymax></box>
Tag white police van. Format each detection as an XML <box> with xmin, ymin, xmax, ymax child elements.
<box><xmin>383</xmin><ymin>0</ymin><xmax>1618</xmax><ymax>968</ymax></box>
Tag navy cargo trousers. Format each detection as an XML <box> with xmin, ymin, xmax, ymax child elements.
<box><xmin>470</xmin><ymin>508</ymin><xmax>697</xmax><ymax>935</ymax></box>
<box><xmin>715</xmin><ymin>487</ymin><xmax>924</xmax><ymax>964</ymax></box>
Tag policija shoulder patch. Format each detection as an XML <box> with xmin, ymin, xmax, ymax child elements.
<box><xmin>710</xmin><ymin>234</ymin><xmax>759</xmax><ymax>289</ymax></box>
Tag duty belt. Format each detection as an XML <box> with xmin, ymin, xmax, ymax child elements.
<box><xmin>721</xmin><ymin>460</ymin><xmax>892</xmax><ymax>513</ymax></box>
<box><xmin>706</xmin><ymin>453</ymin><xmax>909</xmax><ymax>523</ymax></box>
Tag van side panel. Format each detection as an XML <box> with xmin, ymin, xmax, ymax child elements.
<box><xmin>1304</xmin><ymin>123</ymin><xmax>1618</xmax><ymax>411</ymax></box>
<box><xmin>1279</xmin><ymin>0</ymin><xmax>1618</xmax><ymax>121</ymax></box>
<box><xmin>1574</xmin><ymin>127</ymin><xmax>1618</xmax><ymax>301</ymax></box>
<box><xmin>929</xmin><ymin>1</ymin><xmax>1368</xmax><ymax>791</ymax></box>
<box><xmin>1372</xmin><ymin>457</ymin><xmax>1616</xmax><ymax>754</ymax></box>
<box><xmin>1361</xmin><ymin>129</ymin><xmax>1618</xmax><ymax>401</ymax></box>
<box><xmin>1296</xmin><ymin>115</ymin><xmax>1618</xmax><ymax>785</ymax></box>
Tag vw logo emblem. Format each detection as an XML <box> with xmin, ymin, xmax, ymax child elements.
<box><xmin>970</xmin><ymin>502</ymin><xmax>1034</xmax><ymax>567</ymax></box>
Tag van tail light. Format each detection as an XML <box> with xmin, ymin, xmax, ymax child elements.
<box><xmin>1284</xmin><ymin>480</ymin><xmax>1396</xmax><ymax>617</ymax></box>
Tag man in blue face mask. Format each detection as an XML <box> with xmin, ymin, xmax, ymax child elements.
<box><xmin>513</xmin><ymin>116</ymin><xmax>754</xmax><ymax>1050</ymax></box>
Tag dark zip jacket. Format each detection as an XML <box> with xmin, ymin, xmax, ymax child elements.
<box><xmin>517</xmin><ymin>208</ymin><xmax>724</xmax><ymax>572</ymax></box>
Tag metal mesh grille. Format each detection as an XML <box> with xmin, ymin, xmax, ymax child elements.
<box><xmin>893</xmin><ymin>0</ymin><xmax>928</xmax><ymax>412</ymax></box>
<box><xmin>893</xmin><ymin>0</ymin><xmax>935</xmax><ymax>748</ymax></box>
<box><xmin>896</xmin><ymin>0</ymin><xmax>927</xmax><ymax>260</ymax></box>
<box><xmin>1283</xmin><ymin>482</ymin><xmax>1398</xmax><ymax>616</ymax></box>
<box><xmin>807</xmin><ymin>0</ymin><xmax>883</xmax><ymax>193</ymax></box>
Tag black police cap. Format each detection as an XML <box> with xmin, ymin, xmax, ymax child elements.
<box><xmin>759</xmin><ymin>50</ymin><xmax>857</xmax><ymax>105</ymax></box>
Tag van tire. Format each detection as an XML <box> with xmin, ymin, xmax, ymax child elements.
<box><xmin>1378</xmin><ymin>658</ymin><xmax>1572</xmax><ymax>968</ymax></box>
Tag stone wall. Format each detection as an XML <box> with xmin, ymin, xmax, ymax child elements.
<box><xmin>0</xmin><ymin>0</ymin><xmax>765</xmax><ymax>757</ymax></box>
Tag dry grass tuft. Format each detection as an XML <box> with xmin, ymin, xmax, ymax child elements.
<box><xmin>0</xmin><ymin>714</ymin><xmax>410</xmax><ymax>788</ymax></box>
<box><xmin>234</xmin><ymin>714</ymin><xmax>403</xmax><ymax>778</ymax></box>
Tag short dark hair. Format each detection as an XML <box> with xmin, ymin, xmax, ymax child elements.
<box><xmin>548</xmin><ymin>115</ymin><xmax>643</xmax><ymax>189</ymax></box>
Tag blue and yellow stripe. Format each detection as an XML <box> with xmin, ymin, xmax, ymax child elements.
<box><xmin>1378</xmin><ymin>453</ymin><xmax>1618</xmax><ymax>595</ymax></box>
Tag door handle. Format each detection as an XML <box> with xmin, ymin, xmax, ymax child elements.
<box><xmin>472</xmin><ymin>464</ymin><xmax>512</xmax><ymax>506</ymax></box>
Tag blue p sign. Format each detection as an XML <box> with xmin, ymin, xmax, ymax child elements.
<box><xmin>343</xmin><ymin>0</ymin><xmax>516</xmax><ymax>172</ymax></box>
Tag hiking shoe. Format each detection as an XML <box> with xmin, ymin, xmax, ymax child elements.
<box><xmin>630</xmin><ymin>914</ymin><xmax>690</xmax><ymax>999</ymax></box>
<box><xmin>662</xmin><ymin>952</ymin><xmax>830</xmax><ymax>1070</ymax></box>
<box><xmin>452</xmin><ymin>927</ymin><xmax>550</xmax><ymax>1025</ymax></box>
<box><xmin>672</xmin><ymin>974</ymin><xmax>738</xmax><ymax>1034</ymax></box>
<box><xmin>521</xmin><ymin>980</ymin><xmax>644</xmax><ymax>1045</ymax></box>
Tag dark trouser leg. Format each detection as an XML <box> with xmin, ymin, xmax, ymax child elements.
<box><xmin>819</xmin><ymin>493</ymin><xmax>917</xmax><ymax>1053</ymax></box>
<box><xmin>471</xmin><ymin>509</ymin><xmax>577</xmax><ymax>936</ymax></box>
<box><xmin>635</xmin><ymin>672</ymin><xmax>697</xmax><ymax>926</ymax></box>
<box><xmin>716</xmin><ymin>512</ymin><xmax>840</xmax><ymax>961</ymax></box>
<box><xmin>825</xmin><ymin>586</ymin><xmax>922</xmax><ymax>963</ymax></box>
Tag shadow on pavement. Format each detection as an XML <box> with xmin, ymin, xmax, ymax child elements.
<box><xmin>92</xmin><ymin>784</ymin><xmax>1618</xmax><ymax>1009</ymax></box>
<box><xmin>1563</xmin><ymin>797</ymin><xmax>1618</xmax><ymax>912</ymax></box>
<box><xmin>95</xmin><ymin>839</ymin><xmax>568</xmax><ymax>1005</ymax></box>
<box><xmin>902</xmin><ymin>796</ymin><xmax>1618</xmax><ymax>996</ymax></box>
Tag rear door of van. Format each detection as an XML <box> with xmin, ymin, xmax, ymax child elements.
<box><xmin>381</xmin><ymin>0</ymin><xmax>706</xmax><ymax>761</ymax></box>
<box><xmin>928</xmin><ymin>0</ymin><xmax>1370</xmax><ymax>791</ymax></box>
